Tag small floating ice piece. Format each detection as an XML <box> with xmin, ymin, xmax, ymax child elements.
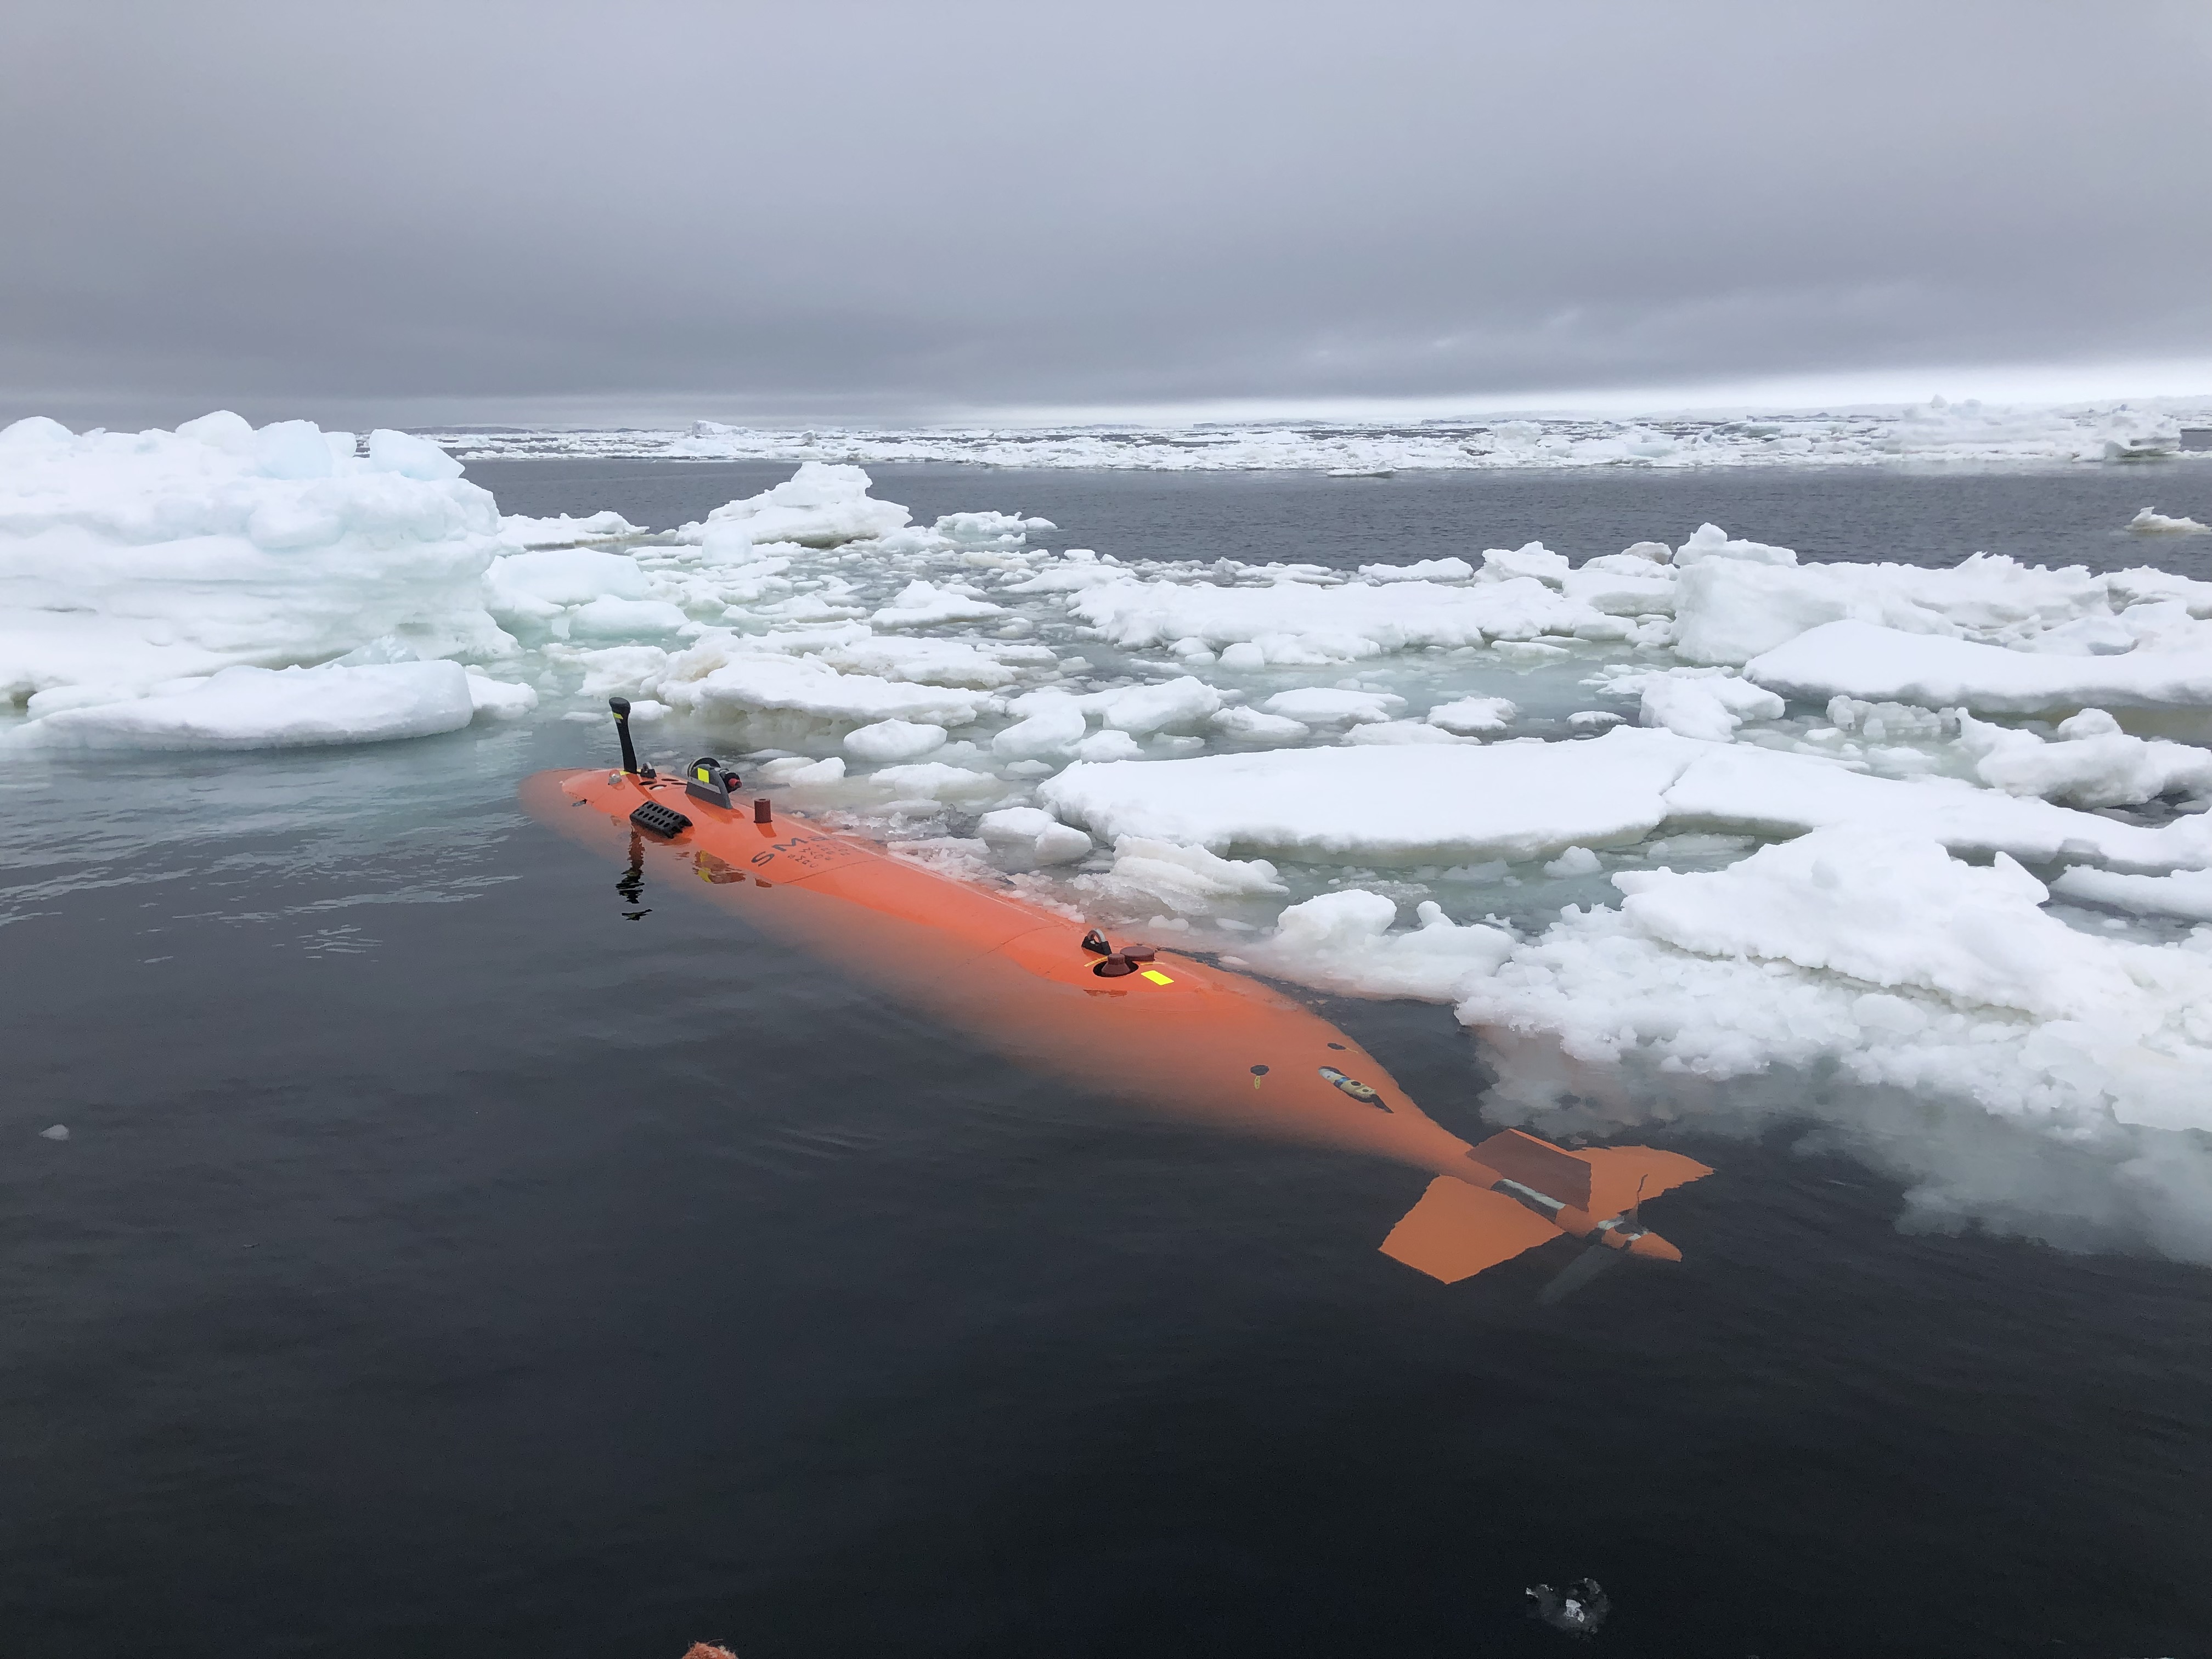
<box><xmin>1210</xmin><ymin>706</ymin><xmax>1311</xmax><ymax>744</ymax></box>
<box><xmin>1476</xmin><ymin>541</ymin><xmax>1572</xmax><ymax>586</ymax></box>
<box><xmin>1089</xmin><ymin>675</ymin><xmax>1222</xmax><ymax>735</ymax></box>
<box><xmin>566</xmin><ymin>595</ymin><xmax>691</xmax><ymax>638</ymax></box>
<box><xmin>1543</xmin><ymin>846</ymin><xmax>1602</xmax><ymax>877</ymax></box>
<box><xmin>1344</xmin><ymin>720</ymin><xmax>1468</xmax><ymax>745</ymax></box>
<box><xmin>845</xmin><ymin>719</ymin><xmax>949</xmax><ymax>762</ymax></box>
<box><xmin>1248</xmin><ymin>890</ymin><xmax>1515</xmax><ymax>1001</ymax></box>
<box><xmin>1261</xmin><ymin>687</ymin><xmax>1405</xmax><ymax>725</ymax></box>
<box><xmin>870</xmin><ymin>579</ymin><xmax>1006</xmax><ymax>628</ymax></box>
<box><xmin>1638</xmin><ymin>672</ymin><xmax>1784</xmax><ymax>743</ymax></box>
<box><xmin>40</xmin><ymin>1125</ymin><xmax>69</xmax><ymax>1141</ymax></box>
<box><xmin>2051</xmin><ymin>866</ymin><xmax>2212</xmax><ymax>920</ymax></box>
<box><xmin>465</xmin><ymin>674</ymin><xmax>539</xmax><ymax>720</ymax></box>
<box><xmin>657</xmin><ymin>641</ymin><xmax>998</xmax><ymax>730</ymax></box>
<box><xmin>870</xmin><ymin>761</ymin><xmax>1006</xmax><ymax>802</ymax></box>
<box><xmin>976</xmin><ymin>805</ymin><xmax>1092</xmax><ymax>865</ymax></box>
<box><xmin>2127</xmin><ymin>507</ymin><xmax>2211</xmax><ymax>535</ymax></box>
<box><xmin>992</xmin><ymin>690</ymin><xmax>1088</xmax><ymax>759</ymax></box>
<box><xmin>1072</xmin><ymin>729</ymin><xmax>1144</xmax><ymax>763</ymax></box>
<box><xmin>1099</xmin><ymin>836</ymin><xmax>1288</xmax><ymax>908</ymax></box>
<box><xmin>1425</xmin><ymin>696</ymin><xmax>1517</xmax><ymax>735</ymax></box>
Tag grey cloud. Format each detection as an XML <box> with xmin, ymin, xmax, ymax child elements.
<box><xmin>4</xmin><ymin>0</ymin><xmax>2208</xmax><ymax>428</ymax></box>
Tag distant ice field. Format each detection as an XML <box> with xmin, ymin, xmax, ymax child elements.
<box><xmin>469</xmin><ymin>454</ymin><xmax>2212</xmax><ymax>583</ymax></box>
<box><xmin>426</xmin><ymin>396</ymin><xmax>2212</xmax><ymax>471</ymax></box>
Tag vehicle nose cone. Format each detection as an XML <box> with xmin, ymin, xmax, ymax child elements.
<box><xmin>1627</xmin><ymin>1231</ymin><xmax>1682</xmax><ymax>1263</ymax></box>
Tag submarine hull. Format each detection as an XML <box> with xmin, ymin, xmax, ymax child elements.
<box><xmin>522</xmin><ymin>765</ymin><xmax>1712</xmax><ymax>1288</ymax></box>
<box><xmin>522</xmin><ymin>766</ymin><xmax>1487</xmax><ymax>1176</ymax></box>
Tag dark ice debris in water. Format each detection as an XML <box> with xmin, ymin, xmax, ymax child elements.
<box><xmin>1526</xmin><ymin>1577</ymin><xmax>1610</xmax><ymax>1637</ymax></box>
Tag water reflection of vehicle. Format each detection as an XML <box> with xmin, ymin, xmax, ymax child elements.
<box><xmin>521</xmin><ymin>704</ymin><xmax>1711</xmax><ymax>1297</ymax></box>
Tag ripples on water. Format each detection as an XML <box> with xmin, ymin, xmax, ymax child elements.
<box><xmin>4</xmin><ymin>464</ymin><xmax>2210</xmax><ymax>1657</ymax></box>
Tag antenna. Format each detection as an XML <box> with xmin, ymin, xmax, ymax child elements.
<box><xmin>608</xmin><ymin>697</ymin><xmax>653</xmax><ymax>778</ymax></box>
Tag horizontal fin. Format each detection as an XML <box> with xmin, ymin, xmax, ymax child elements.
<box><xmin>1468</xmin><ymin>1129</ymin><xmax>1592</xmax><ymax>1209</ymax></box>
<box><xmin>1380</xmin><ymin>1176</ymin><xmax>1562</xmax><ymax>1284</ymax></box>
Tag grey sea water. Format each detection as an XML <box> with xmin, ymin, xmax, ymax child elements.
<box><xmin>5</xmin><ymin>461</ymin><xmax>2211</xmax><ymax>1658</ymax></box>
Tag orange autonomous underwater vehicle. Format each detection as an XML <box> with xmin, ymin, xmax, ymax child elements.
<box><xmin>521</xmin><ymin>699</ymin><xmax>1711</xmax><ymax>1299</ymax></box>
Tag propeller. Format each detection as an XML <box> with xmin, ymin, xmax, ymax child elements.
<box><xmin>1536</xmin><ymin>1239</ymin><xmax>1624</xmax><ymax>1305</ymax></box>
<box><xmin>1536</xmin><ymin>1175</ymin><xmax>1649</xmax><ymax>1306</ymax></box>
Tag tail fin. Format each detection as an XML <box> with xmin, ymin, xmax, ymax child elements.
<box><xmin>1380</xmin><ymin>1177</ymin><xmax>1562</xmax><ymax>1284</ymax></box>
<box><xmin>1576</xmin><ymin>1147</ymin><xmax>1712</xmax><ymax>1222</ymax></box>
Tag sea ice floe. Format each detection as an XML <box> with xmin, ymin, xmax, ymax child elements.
<box><xmin>1072</xmin><ymin>574</ymin><xmax>1629</xmax><ymax>664</ymax></box>
<box><xmin>1635</xmin><ymin>669</ymin><xmax>1785</xmax><ymax>742</ymax></box>
<box><xmin>975</xmin><ymin>805</ymin><xmax>1092</xmax><ymax>865</ymax></box>
<box><xmin>1476</xmin><ymin>541</ymin><xmax>1572</xmax><ymax>585</ymax></box>
<box><xmin>871</xmin><ymin>579</ymin><xmax>1007</xmax><ymax>628</ymax></box>
<box><xmin>495</xmin><ymin>510</ymin><xmax>644</xmax><ymax>549</ymax></box>
<box><xmin>673</xmin><ymin>461</ymin><xmax>911</xmax><ymax>552</ymax></box>
<box><xmin>2126</xmin><ymin>507</ymin><xmax>2210</xmax><ymax>535</ymax></box>
<box><xmin>486</xmin><ymin>548</ymin><xmax>653</xmax><ymax>624</ymax></box>
<box><xmin>1343</xmin><ymin>719</ymin><xmax>1471</xmax><ymax>746</ymax></box>
<box><xmin>1747</xmin><ymin>619</ymin><xmax>2212</xmax><ymax>717</ymax></box>
<box><xmin>845</xmin><ymin>719</ymin><xmax>949</xmax><ymax>762</ymax></box>
<box><xmin>1040</xmin><ymin>727</ymin><xmax>1699</xmax><ymax>864</ymax></box>
<box><xmin>1243</xmin><ymin>890</ymin><xmax>1516</xmax><ymax>1000</ymax></box>
<box><xmin>1358</xmin><ymin>556</ymin><xmax>1473</xmax><ymax>583</ymax></box>
<box><xmin>653</xmin><ymin>636</ymin><xmax>1001</xmax><ymax>738</ymax></box>
<box><xmin>1423</xmin><ymin>695</ymin><xmax>1518</xmax><ymax>735</ymax></box>
<box><xmin>2051</xmin><ymin>865</ymin><xmax>2212</xmax><ymax>921</ymax></box>
<box><xmin>1441</xmin><ymin>826</ymin><xmax>2212</xmax><ymax>1258</ymax></box>
<box><xmin>1082</xmin><ymin>675</ymin><xmax>1222</xmax><ymax>735</ymax></box>
<box><xmin>1674</xmin><ymin>551</ymin><xmax>2212</xmax><ymax>666</ymax></box>
<box><xmin>1209</xmin><ymin>705</ymin><xmax>1311</xmax><ymax>744</ymax></box>
<box><xmin>991</xmin><ymin>689</ymin><xmax>1090</xmax><ymax>760</ymax></box>
<box><xmin>0</xmin><ymin>411</ymin><xmax>509</xmax><ymax>701</ymax></box>
<box><xmin>1041</xmin><ymin>726</ymin><xmax>2212</xmax><ymax>873</ymax></box>
<box><xmin>3</xmin><ymin>661</ymin><xmax>479</xmax><ymax>752</ymax></box>
<box><xmin>1086</xmin><ymin>837</ymin><xmax>1288</xmax><ymax>912</ymax></box>
<box><xmin>1958</xmin><ymin>709</ymin><xmax>2212</xmax><ymax>808</ymax></box>
<box><xmin>1262</xmin><ymin>686</ymin><xmax>1406</xmax><ymax>725</ymax></box>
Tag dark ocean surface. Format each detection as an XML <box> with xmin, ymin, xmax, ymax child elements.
<box><xmin>5</xmin><ymin>461</ymin><xmax>2211</xmax><ymax>1658</ymax></box>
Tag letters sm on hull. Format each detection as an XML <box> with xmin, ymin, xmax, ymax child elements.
<box><xmin>521</xmin><ymin>760</ymin><xmax>1711</xmax><ymax>1291</ymax></box>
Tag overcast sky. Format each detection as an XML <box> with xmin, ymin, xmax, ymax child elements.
<box><xmin>5</xmin><ymin>1</ymin><xmax>2209</xmax><ymax>430</ymax></box>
